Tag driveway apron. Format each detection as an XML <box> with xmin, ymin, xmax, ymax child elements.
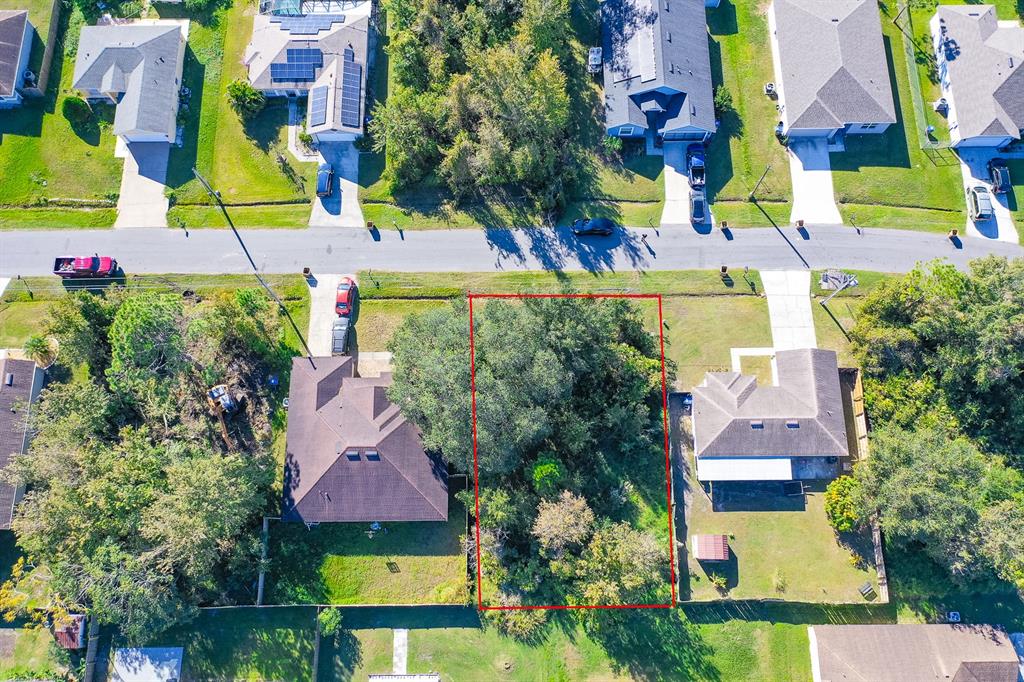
<box><xmin>786</xmin><ymin>139</ymin><xmax>842</xmax><ymax>226</ymax></box>
<box><xmin>392</xmin><ymin>628</ymin><xmax>408</xmax><ymax>675</ymax></box>
<box><xmin>310</xmin><ymin>142</ymin><xmax>364</xmax><ymax>228</ymax></box>
<box><xmin>115</xmin><ymin>142</ymin><xmax>170</xmax><ymax>228</ymax></box>
<box><xmin>957</xmin><ymin>149</ymin><xmax>1018</xmax><ymax>243</ymax></box>
<box><xmin>761</xmin><ymin>270</ymin><xmax>817</xmax><ymax>350</ymax></box>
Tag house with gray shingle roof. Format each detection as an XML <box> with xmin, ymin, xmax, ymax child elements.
<box><xmin>243</xmin><ymin>1</ymin><xmax>373</xmax><ymax>142</ymax></box>
<box><xmin>72</xmin><ymin>20</ymin><xmax>188</xmax><ymax>143</ymax></box>
<box><xmin>768</xmin><ymin>0</ymin><xmax>896</xmax><ymax>145</ymax></box>
<box><xmin>282</xmin><ymin>355</ymin><xmax>448</xmax><ymax>524</ymax></box>
<box><xmin>808</xmin><ymin>624</ymin><xmax>1020</xmax><ymax>682</ymax></box>
<box><xmin>931</xmin><ymin>5</ymin><xmax>1024</xmax><ymax>148</ymax></box>
<box><xmin>601</xmin><ymin>0</ymin><xmax>716</xmax><ymax>145</ymax></box>
<box><xmin>0</xmin><ymin>357</ymin><xmax>44</xmax><ymax>529</ymax></box>
<box><xmin>691</xmin><ymin>349</ymin><xmax>849</xmax><ymax>482</ymax></box>
<box><xmin>0</xmin><ymin>10</ymin><xmax>33</xmax><ymax>109</ymax></box>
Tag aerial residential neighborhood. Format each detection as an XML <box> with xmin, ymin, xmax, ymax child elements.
<box><xmin>2</xmin><ymin>0</ymin><xmax>1024</xmax><ymax>679</ymax></box>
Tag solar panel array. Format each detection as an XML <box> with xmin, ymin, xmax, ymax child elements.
<box><xmin>340</xmin><ymin>48</ymin><xmax>362</xmax><ymax>128</ymax></box>
<box><xmin>269</xmin><ymin>47</ymin><xmax>324</xmax><ymax>83</ymax></box>
<box><xmin>269</xmin><ymin>14</ymin><xmax>345</xmax><ymax>36</ymax></box>
<box><xmin>309</xmin><ymin>85</ymin><xmax>329</xmax><ymax>127</ymax></box>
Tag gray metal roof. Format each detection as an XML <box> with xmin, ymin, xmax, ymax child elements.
<box><xmin>282</xmin><ymin>356</ymin><xmax>448</xmax><ymax>523</ymax></box>
<box><xmin>0</xmin><ymin>358</ymin><xmax>41</xmax><ymax>529</ymax></box>
<box><xmin>692</xmin><ymin>348</ymin><xmax>848</xmax><ymax>460</ymax></box>
<box><xmin>602</xmin><ymin>0</ymin><xmax>716</xmax><ymax>135</ymax></box>
<box><xmin>0</xmin><ymin>10</ymin><xmax>30</xmax><ymax>98</ymax></box>
<box><xmin>773</xmin><ymin>0</ymin><xmax>896</xmax><ymax>130</ymax></box>
<box><xmin>72</xmin><ymin>23</ymin><xmax>186</xmax><ymax>139</ymax></box>
<box><xmin>810</xmin><ymin>625</ymin><xmax>1019</xmax><ymax>682</ymax></box>
<box><xmin>934</xmin><ymin>5</ymin><xmax>1024</xmax><ymax>141</ymax></box>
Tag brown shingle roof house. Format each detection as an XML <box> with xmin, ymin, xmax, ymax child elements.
<box><xmin>0</xmin><ymin>357</ymin><xmax>43</xmax><ymax>529</ymax></box>
<box><xmin>282</xmin><ymin>356</ymin><xmax>447</xmax><ymax>523</ymax></box>
<box><xmin>809</xmin><ymin>624</ymin><xmax>1021</xmax><ymax>682</ymax></box>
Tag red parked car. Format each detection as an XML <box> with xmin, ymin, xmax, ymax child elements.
<box><xmin>336</xmin><ymin>277</ymin><xmax>357</xmax><ymax>316</ymax></box>
<box><xmin>52</xmin><ymin>256</ymin><xmax>118</xmax><ymax>278</ymax></box>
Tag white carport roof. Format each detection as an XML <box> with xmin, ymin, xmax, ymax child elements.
<box><xmin>696</xmin><ymin>457</ymin><xmax>794</xmax><ymax>481</ymax></box>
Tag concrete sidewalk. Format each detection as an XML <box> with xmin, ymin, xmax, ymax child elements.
<box><xmin>787</xmin><ymin>140</ymin><xmax>842</xmax><ymax>226</ymax></box>
<box><xmin>761</xmin><ymin>270</ymin><xmax>818</xmax><ymax>350</ymax></box>
<box><xmin>392</xmin><ymin>628</ymin><xmax>408</xmax><ymax>675</ymax></box>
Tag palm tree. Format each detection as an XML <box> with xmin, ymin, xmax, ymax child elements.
<box><xmin>23</xmin><ymin>335</ymin><xmax>51</xmax><ymax>367</ymax></box>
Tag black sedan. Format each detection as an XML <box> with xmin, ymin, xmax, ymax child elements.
<box><xmin>571</xmin><ymin>217</ymin><xmax>616</xmax><ymax>236</ymax></box>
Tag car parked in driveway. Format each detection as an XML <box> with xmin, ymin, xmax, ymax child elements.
<box><xmin>966</xmin><ymin>184</ymin><xmax>994</xmax><ymax>221</ymax></box>
<box><xmin>988</xmin><ymin>158</ymin><xmax>1011</xmax><ymax>194</ymax></box>
<box><xmin>571</xmin><ymin>217</ymin><xmax>616</xmax><ymax>236</ymax></box>
<box><xmin>336</xmin><ymin>276</ymin><xmax>357</xmax><ymax>316</ymax></box>
<box><xmin>686</xmin><ymin>144</ymin><xmax>705</xmax><ymax>188</ymax></box>
<box><xmin>690</xmin><ymin>188</ymin><xmax>707</xmax><ymax>224</ymax></box>
<box><xmin>316</xmin><ymin>163</ymin><xmax>334</xmax><ymax>197</ymax></box>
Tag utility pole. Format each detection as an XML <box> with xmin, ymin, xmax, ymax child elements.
<box><xmin>192</xmin><ymin>167</ymin><xmax>317</xmax><ymax>369</ymax></box>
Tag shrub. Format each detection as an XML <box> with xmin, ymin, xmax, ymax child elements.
<box><xmin>601</xmin><ymin>135</ymin><xmax>623</xmax><ymax>158</ymax></box>
<box><xmin>62</xmin><ymin>96</ymin><xmax>92</xmax><ymax>124</ymax></box>
<box><xmin>226</xmin><ymin>79</ymin><xmax>266</xmax><ymax>119</ymax></box>
<box><xmin>709</xmin><ymin>572</ymin><xmax>728</xmax><ymax>593</ymax></box>
<box><xmin>531</xmin><ymin>457</ymin><xmax>564</xmax><ymax>496</ymax></box>
<box><xmin>483</xmin><ymin>593</ymin><xmax>548</xmax><ymax>640</ymax></box>
<box><xmin>772</xmin><ymin>569</ymin><xmax>787</xmax><ymax>593</ymax></box>
<box><xmin>298</xmin><ymin>130</ymin><xmax>314</xmax><ymax>149</ymax></box>
<box><xmin>825</xmin><ymin>475</ymin><xmax>862</xmax><ymax>533</ymax></box>
<box><xmin>318</xmin><ymin>607</ymin><xmax>342</xmax><ymax>636</ymax></box>
<box><xmin>713</xmin><ymin>84</ymin><xmax>733</xmax><ymax>116</ymax></box>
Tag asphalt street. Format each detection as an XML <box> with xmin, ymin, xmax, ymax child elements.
<box><xmin>1</xmin><ymin>225</ymin><xmax>1021</xmax><ymax>277</ymax></box>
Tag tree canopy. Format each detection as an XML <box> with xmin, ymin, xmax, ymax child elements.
<box><xmin>851</xmin><ymin>258</ymin><xmax>1024</xmax><ymax>592</ymax></box>
<box><xmin>1</xmin><ymin>289</ymin><xmax>289</xmax><ymax>641</ymax></box>
<box><xmin>388</xmin><ymin>297</ymin><xmax>673</xmax><ymax>635</ymax></box>
<box><xmin>370</xmin><ymin>0</ymin><xmax>578</xmax><ymax>211</ymax></box>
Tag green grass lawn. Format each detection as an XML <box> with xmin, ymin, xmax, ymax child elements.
<box><xmin>266</xmin><ymin>491</ymin><xmax>469</xmax><ymax>606</ymax></box>
<box><xmin>0</xmin><ymin>627</ymin><xmax>63</xmax><ymax>680</ymax></box>
<box><xmin>829</xmin><ymin>4</ymin><xmax>964</xmax><ymax>228</ymax></box>
<box><xmin>356</xmin><ymin>299</ymin><xmax>447</xmax><ymax>351</ymax></box>
<box><xmin>659</xmin><ymin>297</ymin><xmax>772</xmax><ymax>390</ymax></box>
<box><xmin>0</xmin><ymin>301</ymin><xmax>49</xmax><ymax>348</ymax></box>
<box><xmin>683</xmin><ymin>461</ymin><xmax>879</xmax><ymax>603</ymax></box>
<box><xmin>705</xmin><ymin>0</ymin><xmax>793</xmax><ymax>212</ymax></box>
<box><xmin>739</xmin><ymin>354</ymin><xmax>774</xmax><ymax>386</ymax></box>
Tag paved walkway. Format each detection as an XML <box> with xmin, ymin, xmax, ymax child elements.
<box><xmin>2</xmin><ymin>225</ymin><xmax>1022</xmax><ymax>276</ymax></box>
<box><xmin>956</xmin><ymin>148</ymin><xmax>1019</xmax><ymax>243</ymax></box>
<box><xmin>392</xmin><ymin>628</ymin><xmax>408</xmax><ymax>675</ymax></box>
<box><xmin>309</xmin><ymin>142</ymin><xmax>364</xmax><ymax>228</ymax></box>
<box><xmin>307</xmin><ymin>273</ymin><xmax>343</xmax><ymax>355</ymax></box>
<box><xmin>786</xmin><ymin>139</ymin><xmax>843</xmax><ymax>226</ymax></box>
<box><xmin>761</xmin><ymin>270</ymin><xmax>817</xmax><ymax>350</ymax></box>
<box><xmin>114</xmin><ymin>141</ymin><xmax>170</xmax><ymax>228</ymax></box>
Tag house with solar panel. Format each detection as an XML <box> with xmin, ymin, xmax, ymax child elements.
<box><xmin>601</xmin><ymin>0</ymin><xmax>716</xmax><ymax>146</ymax></box>
<box><xmin>243</xmin><ymin>0</ymin><xmax>374</xmax><ymax>142</ymax></box>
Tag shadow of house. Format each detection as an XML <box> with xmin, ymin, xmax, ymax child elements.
<box><xmin>281</xmin><ymin>355</ymin><xmax>448</xmax><ymax>524</ymax></box>
<box><xmin>602</xmin><ymin>0</ymin><xmax>717</xmax><ymax>147</ymax></box>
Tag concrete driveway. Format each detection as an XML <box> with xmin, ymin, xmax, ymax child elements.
<box><xmin>956</xmin><ymin>149</ymin><xmax>1018</xmax><ymax>243</ymax></box>
<box><xmin>115</xmin><ymin>141</ymin><xmax>170</xmax><ymax>228</ymax></box>
<box><xmin>761</xmin><ymin>270</ymin><xmax>818</xmax><ymax>350</ymax></box>
<box><xmin>306</xmin><ymin>273</ymin><xmax>344</xmax><ymax>355</ymax></box>
<box><xmin>787</xmin><ymin>139</ymin><xmax>842</xmax><ymax>226</ymax></box>
<box><xmin>661</xmin><ymin>142</ymin><xmax>713</xmax><ymax>231</ymax></box>
<box><xmin>309</xmin><ymin>142</ymin><xmax>364</xmax><ymax>228</ymax></box>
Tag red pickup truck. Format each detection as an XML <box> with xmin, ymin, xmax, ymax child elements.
<box><xmin>53</xmin><ymin>256</ymin><xmax>118</xmax><ymax>278</ymax></box>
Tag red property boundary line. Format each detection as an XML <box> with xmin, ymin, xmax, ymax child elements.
<box><xmin>467</xmin><ymin>292</ymin><xmax>677</xmax><ymax>611</ymax></box>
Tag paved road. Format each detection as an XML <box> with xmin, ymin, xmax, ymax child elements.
<box><xmin>1</xmin><ymin>225</ymin><xmax>1021</xmax><ymax>276</ymax></box>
